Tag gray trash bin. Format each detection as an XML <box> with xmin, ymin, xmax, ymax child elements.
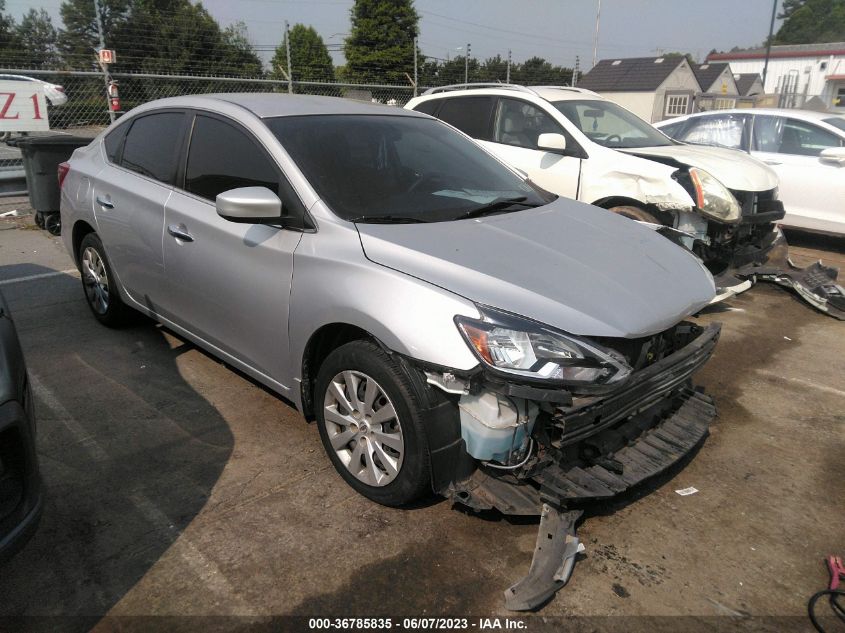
<box><xmin>16</xmin><ymin>135</ymin><xmax>91</xmax><ymax>235</ymax></box>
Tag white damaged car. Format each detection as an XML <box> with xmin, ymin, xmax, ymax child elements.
<box><xmin>407</xmin><ymin>85</ymin><xmax>845</xmax><ymax>318</ymax></box>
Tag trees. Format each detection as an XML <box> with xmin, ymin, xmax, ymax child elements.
<box><xmin>55</xmin><ymin>0</ymin><xmax>263</xmax><ymax>75</ymax></box>
<box><xmin>271</xmin><ymin>24</ymin><xmax>334</xmax><ymax>83</ymax></box>
<box><xmin>773</xmin><ymin>0</ymin><xmax>845</xmax><ymax>44</ymax></box>
<box><xmin>345</xmin><ymin>0</ymin><xmax>418</xmax><ymax>83</ymax></box>
<box><xmin>17</xmin><ymin>9</ymin><xmax>60</xmax><ymax>69</ymax></box>
<box><xmin>0</xmin><ymin>0</ymin><xmax>22</xmax><ymax>67</ymax></box>
<box><xmin>58</xmin><ymin>0</ymin><xmax>130</xmax><ymax>69</ymax></box>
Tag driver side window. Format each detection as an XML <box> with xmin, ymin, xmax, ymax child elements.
<box><xmin>494</xmin><ymin>98</ymin><xmax>562</xmax><ymax>150</ymax></box>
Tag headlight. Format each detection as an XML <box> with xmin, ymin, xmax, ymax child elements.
<box><xmin>688</xmin><ymin>167</ymin><xmax>741</xmax><ymax>223</ymax></box>
<box><xmin>455</xmin><ymin>306</ymin><xmax>631</xmax><ymax>386</ymax></box>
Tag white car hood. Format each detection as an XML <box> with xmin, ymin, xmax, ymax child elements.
<box><xmin>620</xmin><ymin>144</ymin><xmax>778</xmax><ymax>192</ymax></box>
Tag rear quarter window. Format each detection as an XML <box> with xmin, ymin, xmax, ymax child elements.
<box><xmin>103</xmin><ymin>124</ymin><xmax>128</xmax><ymax>163</ymax></box>
<box><xmin>411</xmin><ymin>99</ymin><xmax>440</xmax><ymax>116</ymax></box>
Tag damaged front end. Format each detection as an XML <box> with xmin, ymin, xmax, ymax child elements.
<box><xmin>420</xmin><ymin>307</ymin><xmax>721</xmax><ymax>611</ymax></box>
<box><xmin>671</xmin><ymin>175</ymin><xmax>844</xmax><ymax>319</ymax></box>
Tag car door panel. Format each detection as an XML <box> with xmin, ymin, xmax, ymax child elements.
<box><xmin>160</xmin><ymin>113</ymin><xmax>303</xmax><ymax>388</ymax></box>
<box><xmin>751</xmin><ymin>115</ymin><xmax>845</xmax><ymax>234</ymax></box>
<box><xmin>483</xmin><ymin>97</ymin><xmax>580</xmax><ymax>197</ymax></box>
<box><xmin>91</xmin><ymin>111</ymin><xmax>186</xmax><ymax>305</ymax></box>
<box><xmin>162</xmin><ymin>191</ymin><xmax>301</xmax><ymax>384</ymax></box>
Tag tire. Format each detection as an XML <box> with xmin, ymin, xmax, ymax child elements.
<box><xmin>44</xmin><ymin>213</ymin><xmax>61</xmax><ymax>236</ymax></box>
<box><xmin>607</xmin><ymin>204</ymin><xmax>660</xmax><ymax>224</ymax></box>
<box><xmin>314</xmin><ymin>340</ymin><xmax>432</xmax><ymax>506</ymax></box>
<box><xmin>78</xmin><ymin>233</ymin><xmax>130</xmax><ymax>327</ymax></box>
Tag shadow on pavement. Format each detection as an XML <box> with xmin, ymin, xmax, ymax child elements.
<box><xmin>0</xmin><ymin>265</ymin><xmax>234</xmax><ymax>630</ymax></box>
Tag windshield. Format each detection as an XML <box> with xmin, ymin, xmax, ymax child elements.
<box><xmin>265</xmin><ymin>115</ymin><xmax>552</xmax><ymax>223</ymax></box>
<box><xmin>552</xmin><ymin>99</ymin><xmax>674</xmax><ymax>149</ymax></box>
<box><xmin>823</xmin><ymin>116</ymin><xmax>845</xmax><ymax>133</ymax></box>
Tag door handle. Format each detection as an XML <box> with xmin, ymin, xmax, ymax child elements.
<box><xmin>167</xmin><ymin>224</ymin><xmax>194</xmax><ymax>243</ymax></box>
<box><xmin>763</xmin><ymin>160</ymin><xmax>781</xmax><ymax>166</ymax></box>
<box><xmin>95</xmin><ymin>196</ymin><xmax>114</xmax><ymax>209</ymax></box>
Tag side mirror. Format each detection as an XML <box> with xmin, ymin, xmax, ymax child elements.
<box><xmin>819</xmin><ymin>147</ymin><xmax>845</xmax><ymax>165</ymax></box>
<box><xmin>216</xmin><ymin>186</ymin><xmax>282</xmax><ymax>223</ymax></box>
<box><xmin>537</xmin><ymin>132</ymin><xmax>567</xmax><ymax>153</ymax></box>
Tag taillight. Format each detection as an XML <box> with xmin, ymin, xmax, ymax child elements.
<box><xmin>58</xmin><ymin>162</ymin><xmax>70</xmax><ymax>189</ymax></box>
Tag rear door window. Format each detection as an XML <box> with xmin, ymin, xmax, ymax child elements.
<box><xmin>436</xmin><ymin>96</ymin><xmax>495</xmax><ymax>140</ymax></box>
<box><xmin>120</xmin><ymin>112</ymin><xmax>185</xmax><ymax>184</ymax></box>
<box><xmin>753</xmin><ymin>115</ymin><xmax>844</xmax><ymax>155</ymax></box>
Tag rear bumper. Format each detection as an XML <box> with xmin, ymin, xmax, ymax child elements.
<box><xmin>448</xmin><ymin>323</ymin><xmax>721</xmax><ymax>515</ymax></box>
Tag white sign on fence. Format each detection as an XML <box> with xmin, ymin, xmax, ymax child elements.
<box><xmin>0</xmin><ymin>81</ymin><xmax>49</xmax><ymax>132</ymax></box>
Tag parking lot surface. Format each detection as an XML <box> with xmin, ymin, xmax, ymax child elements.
<box><xmin>0</xmin><ymin>220</ymin><xmax>842</xmax><ymax>631</ymax></box>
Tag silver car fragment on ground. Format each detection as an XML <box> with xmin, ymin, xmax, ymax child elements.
<box><xmin>61</xmin><ymin>93</ymin><xmax>720</xmax><ymax>611</ymax></box>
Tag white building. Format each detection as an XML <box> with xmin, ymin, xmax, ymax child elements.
<box><xmin>708</xmin><ymin>42</ymin><xmax>845</xmax><ymax>111</ymax></box>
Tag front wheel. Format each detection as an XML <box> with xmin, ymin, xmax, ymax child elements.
<box><xmin>78</xmin><ymin>232</ymin><xmax>130</xmax><ymax>327</ymax></box>
<box><xmin>314</xmin><ymin>340</ymin><xmax>432</xmax><ymax>506</ymax></box>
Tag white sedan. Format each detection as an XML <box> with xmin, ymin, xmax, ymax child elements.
<box><xmin>656</xmin><ymin>108</ymin><xmax>845</xmax><ymax>236</ymax></box>
<box><xmin>0</xmin><ymin>74</ymin><xmax>67</xmax><ymax>106</ymax></box>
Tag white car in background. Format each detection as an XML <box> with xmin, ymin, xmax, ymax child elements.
<box><xmin>0</xmin><ymin>74</ymin><xmax>67</xmax><ymax>106</ymax></box>
<box><xmin>656</xmin><ymin>109</ymin><xmax>845</xmax><ymax>236</ymax></box>
<box><xmin>406</xmin><ymin>84</ymin><xmax>783</xmax><ymax>295</ymax></box>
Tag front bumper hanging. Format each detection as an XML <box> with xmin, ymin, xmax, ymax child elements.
<box><xmin>715</xmin><ymin>228</ymin><xmax>845</xmax><ymax>320</ymax></box>
<box><xmin>439</xmin><ymin>323</ymin><xmax>721</xmax><ymax>611</ymax></box>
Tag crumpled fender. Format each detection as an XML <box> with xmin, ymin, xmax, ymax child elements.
<box><xmin>580</xmin><ymin>151</ymin><xmax>695</xmax><ymax>212</ymax></box>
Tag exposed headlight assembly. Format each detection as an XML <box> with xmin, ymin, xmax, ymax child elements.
<box><xmin>688</xmin><ymin>167</ymin><xmax>741</xmax><ymax>223</ymax></box>
<box><xmin>455</xmin><ymin>306</ymin><xmax>631</xmax><ymax>387</ymax></box>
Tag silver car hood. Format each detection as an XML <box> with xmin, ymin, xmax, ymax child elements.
<box><xmin>620</xmin><ymin>144</ymin><xmax>778</xmax><ymax>192</ymax></box>
<box><xmin>357</xmin><ymin>199</ymin><xmax>716</xmax><ymax>339</ymax></box>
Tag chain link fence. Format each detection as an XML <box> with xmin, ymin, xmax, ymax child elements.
<box><xmin>0</xmin><ymin>68</ymin><xmax>424</xmax><ymax>219</ymax></box>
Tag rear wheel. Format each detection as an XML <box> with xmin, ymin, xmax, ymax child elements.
<box><xmin>315</xmin><ymin>340</ymin><xmax>432</xmax><ymax>506</ymax></box>
<box><xmin>78</xmin><ymin>233</ymin><xmax>130</xmax><ymax>327</ymax></box>
<box><xmin>608</xmin><ymin>204</ymin><xmax>660</xmax><ymax>224</ymax></box>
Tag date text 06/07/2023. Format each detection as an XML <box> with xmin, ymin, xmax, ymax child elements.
<box><xmin>307</xmin><ymin>617</ymin><xmax>529</xmax><ymax>630</ymax></box>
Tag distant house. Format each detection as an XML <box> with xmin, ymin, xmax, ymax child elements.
<box><xmin>708</xmin><ymin>42</ymin><xmax>845</xmax><ymax>111</ymax></box>
<box><xmin>576</xmin><ymin>56</ymin><xmax>700</xmax><ymax>122</ymax></box>
<box><xmin>734</xmin><ymin>73</ymin><xmax>764</xmax><ymax>97</ymax></box>
<box><xmin>692</xmin><ymin>62</ymin><xmax>738</xmax><ymax>109</ymax></box>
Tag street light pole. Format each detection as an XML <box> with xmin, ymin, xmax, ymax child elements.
<box><xmin>92</xmin><ymin>0</ymin><xmax>114</xmax><ymax>123</ymax></box>
<box><xmin>413</xmin><ymin>36</ymin><xmax>418</xmax><ymax>97</ymax></box>
<box><xmin>592</xmin><ymin>0</ymin><xmax>601</xmax><ymax>68</ymax></box>
<box><xmin>762</xmin><ymin>0</ymin><xmax>778</xmax><ymax>91</ymax></box>
<box><xmin>285</xmin><ymin>21</ymin><xmax>293</xmax><ymax>94</ymax></box>
<box><xmin>506</xmin><ymin>49</ymin><xmax>511</xmax><ymax>83</ymax></box>
<box><xmin>465</xmin><ymin>43</ymin><xmax>471</xmax><ymax>84</ymax></box>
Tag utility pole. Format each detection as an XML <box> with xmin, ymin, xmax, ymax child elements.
<box><xmin>506</xmin><ymin>49</ymin><xmax>511</xmax><ymax>83</ymax></box>
<box><xmin>761</xmin><ymin>0</ymin><xmax>778</xmax><ymax>92</ymax></box>
<box><xmin>92</xmin><ymin>0</ymin><xmax>114</xmax><ymax>123</ymax></box>
<box><xmin>592</xmin><ymin>0</ymin><xmax>601</xmax><ymax>68</ymax></box>
<box><xmin>285</xmin><ymin>21</ymin><xmax>293</xmax><ymax>94</ymax></box>
<box><xmin>573</xmin><ymin>55</ymin><xmax>580</xmax><ymax>86</ymax></box>
<box><xmin>465</xmin><ymin>43</ymin><xmax>471</xmax><ymax>84</ymax></box>
<box><xmin>413</xmin><ymin>36</ymin><xmax>418</xmax><ymax>97</ymax></box>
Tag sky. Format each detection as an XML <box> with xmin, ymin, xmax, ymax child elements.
<box><xmin>7</xmin><ymin>0</ymin><xmax>783</xmax><ymax>70</ymax></box>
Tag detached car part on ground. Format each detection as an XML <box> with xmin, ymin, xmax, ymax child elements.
<box><xmin>0</xmin><ymin>292</ymin><xmax>42</xmax><ymax>564</ymax></box>
<box><xmin>62</xmin><ymin>94</ymin><xmax>721</xmax><ymax>611</ymax></box>
<box><xmin>405</xmin><ymin>84</ymin><xmax>844</xmax><ymax>320</ymax></box>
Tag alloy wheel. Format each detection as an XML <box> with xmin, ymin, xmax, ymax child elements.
<box><xmin>322</xmin><ymin>370</ymin><xmax>404</xmax><ymax>487</ymax></box>
<box><xmin>82</xmin><ymin>246</ymin><xmax>110</xmax><ymax>315</ymax></box>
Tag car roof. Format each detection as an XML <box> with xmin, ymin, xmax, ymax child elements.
<box><xmin>657</xmin><ymin>108</ymin><xmax>845</xmax><ymax>124</ymax></box>
<box><xmin>131</xmin><ymin>93</ymin><xmax>427</xmax><ymax>120</ymax></box>
<box><xmin>413</xmin><ymin>84</ymin><xmax>605</xmax><ymax>104</ymax></box>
